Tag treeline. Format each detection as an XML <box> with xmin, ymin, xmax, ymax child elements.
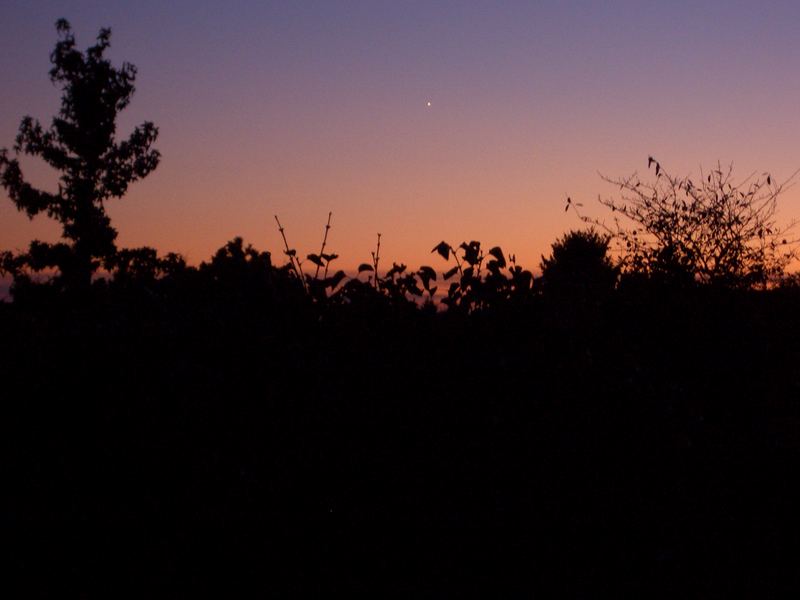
<box><xmin>4</xmin><ymin>235</ymin><xmax>800</xmax><ymax>596</ymax></box>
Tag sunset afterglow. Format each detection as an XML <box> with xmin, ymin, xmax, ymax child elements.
<box><xmin>3</xmin><ymin>1</ymin><xmax>800</xmax><ymax>270</ymax></box>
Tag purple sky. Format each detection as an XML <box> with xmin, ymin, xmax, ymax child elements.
<box><xmin>3</xmin><ymin>1</ymin><xmax>800</xmax><ymax>269</ymax></box>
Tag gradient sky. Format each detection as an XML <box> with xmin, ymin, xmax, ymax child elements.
<box><xmin>3</xmin><ymin>1</ymin><xmax>800</xmax><ymax>271</ymax></box>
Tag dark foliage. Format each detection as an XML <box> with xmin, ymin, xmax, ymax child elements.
<box><xmin>540</xmin><ymin>228</ymin><xmax>618</xmax><ymax>298</ymax></box>
<box><xmin>6</xmin><ymin>233</ymin><xmax>800</xmax><ymax>596</ymax></box>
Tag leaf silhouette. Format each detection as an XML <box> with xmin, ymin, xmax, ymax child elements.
<box><xmin>488</xmin><ymin>246</ymin><xmax>506</xmax><ymax>268</ymax></box>
<box><xmin>386</xmin><ymin>262</ymin><xmax>407</xmax><ymax>278</ymax></box>
<box><xmin>417</xmin><ymin>265</ymin><xmax>437</xmax><ymax>290</ymax></box>
<box><xmin>325</xmin><ymin>270</ymin><xmax>346</xmax><ymax>289</ymax></box>
<box><xmin>306</xmin><ymin>253</ymin><xmax>325</xmax><ymax>267</ymax></box>
<box><xmin>443</xmin><ymin>266</ymin><xmax>459</xmax><ymax>280</ymax></box>
<box><xmin>358</xmin><ymin>263</ymin><xmax>374</xmax><ymax>273</ymax></box>
<box><xmin>460</xmin><ymin>241</ymin><xmax>481</xmax><ymax>266</ymax></box>
<box><xmin>432</xmin><ymin>241</ymin><xmax>450</xmax><ymax>260</ymax></box>
<box><xmin>418</xmin><ymin>265</ymin><xmax>436</xmax><ymax>280</ymax></box>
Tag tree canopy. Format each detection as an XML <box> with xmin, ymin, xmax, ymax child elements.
<box><xmin>0</xmin><ymin>19</ymin><xmax>159</xmax><ymax>291</ymax></box>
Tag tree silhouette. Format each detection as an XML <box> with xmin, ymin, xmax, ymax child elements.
<box><xmin>580</xmin><ymin>158</ymin><xmax>798</xmax><ymax>288</ymax></box>
<box><xmin>0</xmin><ymin>19</ymin><xmax>159</xmax><ymax>291</ymax></box>
<box><xmin>539</xmin><ymin>228</ymin><xmax>617</xmax><ymax>297</ymax></box>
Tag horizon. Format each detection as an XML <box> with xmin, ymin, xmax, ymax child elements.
<box><xmin>3</xmin><ymin>1</ymin><xmax>800</xmax><ymax>271</ymax></box>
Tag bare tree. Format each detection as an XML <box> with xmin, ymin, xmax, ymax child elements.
<box><xmin>570</xmin><ymin>158</ymin><xmax>799</xmax><ymax>288</ymax></box>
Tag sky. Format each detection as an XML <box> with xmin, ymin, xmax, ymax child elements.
<box><xmin>2</xmin><ymin>1</ymin><xmax>800</xmax><ymax>271</ymax></box>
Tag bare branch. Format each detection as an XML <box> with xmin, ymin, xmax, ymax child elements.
<box><xmin>581</xmin><ymin>158</ymin><xmax>799</xmax><ymax>288</ymax></box>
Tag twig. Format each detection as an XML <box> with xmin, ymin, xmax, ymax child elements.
<box><xmin>274</xmin><ymin>215</ymin><xmax>307</xmax><ymax>293</ymax></box>
<box><xmin>316</xmin><ymin>211</ymin><xmax>333</xmax><ymax>280</ymax></box>
<box><xmin>371</xmin><ymin>233</ymin><xmax>382</xmax><ymax>289</ymax></box>
<box><xmin>448</xmin><ymin>244</ymin><xmax>464</xmax><ymax>278</ymax></box>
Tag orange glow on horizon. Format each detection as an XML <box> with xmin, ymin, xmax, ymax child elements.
<box><xmin>3</xmin><ymin>4</ymin><xmax>800</xmax><ymax>274</ymax></box>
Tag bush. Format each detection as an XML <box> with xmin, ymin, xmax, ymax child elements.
<box><xmin>579</xmin><ymin>158</ymin><xmax>798</xmax><ymax>288</ymax></box>
<box><xmin>539</xmin><ymin>228</ymin><xmax>618</xmax><ymax>297</ymax></box>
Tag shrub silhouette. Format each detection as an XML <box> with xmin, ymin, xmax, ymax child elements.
<box><xmin>0</xmin><ymin>19</ymin><xmax>159</xmax><ymax>293</ymax></box>
<box><xmin>270</xmin><ymin>217</ymin><xmax>538</xmax><ymax>312</ymax></box>
<box><xmin>578</xmin><ymin>158</ymin><xmax>798</xmax><ymax>288</ymax></box>
<box><xmin>431</xmin><ymin>240</ymin><xmax>534</xmax><ymax>312</ymax></box>
<box><xmin>539</xmin><ymin>228</ymin><xmax>617</xmax><ymax>297</ymax></box>
<box><xmin>104</xmin><ymin>246</ymin><xmax>186</xmax><ymax>292</ymax></box>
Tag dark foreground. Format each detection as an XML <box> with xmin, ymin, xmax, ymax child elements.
<box><xmin>4</xmin><ymin>280</ymin><xmax>800</xmax><ymax>597</ymax></box>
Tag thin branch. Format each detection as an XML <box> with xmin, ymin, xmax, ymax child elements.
<box><xmin>315</xmin><ymin>211</ymin><xmax>332</xmax><ymax>280</ymax></box>
<box><xmin>274</xmin><ymin>215</ymin><xmax>307</xmax><ymax>293</ymax></box>
<box><xmin>371</xmin><ymin>233</ymin><xmax>382</xmax><ymax>290</ymax></box>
